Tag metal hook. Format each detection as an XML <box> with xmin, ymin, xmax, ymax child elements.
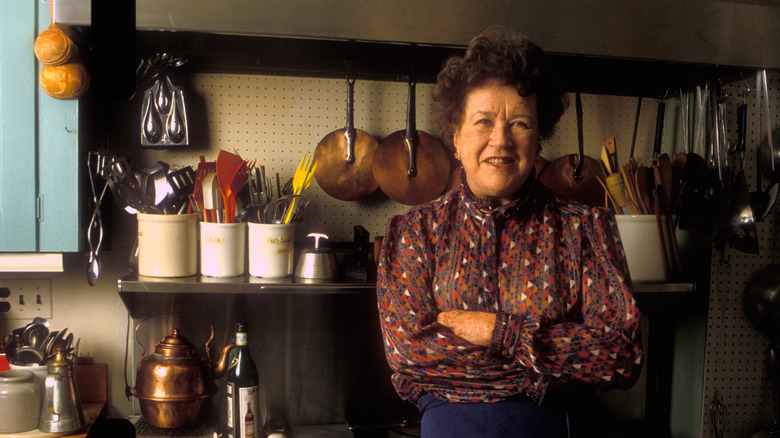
<box><xmin>738</xmin><ymin>72</ymin><xmax>751</xmax><ymax>104</ymax></box>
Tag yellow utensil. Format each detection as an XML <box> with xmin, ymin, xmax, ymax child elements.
<box><xmin>284</xmin><ymin>154</ymin><xmax>317</xmax><ymax>223</ymax></box>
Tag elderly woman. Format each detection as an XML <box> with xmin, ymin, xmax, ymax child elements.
<box><xmin>376</xmin><ymin>27</ymin><xmax>643</xmax><ymax>437</ymax></box>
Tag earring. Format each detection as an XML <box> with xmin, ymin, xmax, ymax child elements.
<box><xmin>454</xmin><ymin>151</ymin><xmax>460</xmax><ymax>160</ymax></box>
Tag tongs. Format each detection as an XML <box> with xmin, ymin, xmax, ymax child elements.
<box><xmin>86</xmin><ymin>151</ymin><xmax>108</xmax><ymax>286</ymax></box>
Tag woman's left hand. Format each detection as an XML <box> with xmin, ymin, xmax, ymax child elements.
<box><xmin>437</xmin><ymin>310</ymin><xmax>496</xmax><ymax>347</ymax></box>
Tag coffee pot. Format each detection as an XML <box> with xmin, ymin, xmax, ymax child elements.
<box><xmin>131</xmin><ymin>313</ymin><xmax>234</xmax><ymax>429</ymax></box>
<box><xmin>38</xmin><ymin>351</ymin><xmax>87</xmax><ymax>433</ymax></box>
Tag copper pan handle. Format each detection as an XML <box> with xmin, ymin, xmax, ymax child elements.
<box><xmin>573</xmin><ymin>91</ymin><xmax>584</xmax><ymax>181</ymax></box>
<box><xmin>405</xmin><ymin>78</ymin><xmax>419</xmax><ymax>178</ymax></box>
<box><xmin>344</xmin><ymin>77</ymin><xmax>357</xmax><ymax>164</ymax></box>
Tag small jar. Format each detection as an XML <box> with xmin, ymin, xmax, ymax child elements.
<box><xmin>0</xmin><ymin>370</ymin><xmax>41</xmax><ymax>433</ymax></box>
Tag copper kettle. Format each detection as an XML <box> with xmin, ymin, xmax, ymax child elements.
<box><xmin>131</xmin><ymin>313</ymin><xmax>234</xmax><ymax>429</ymax></box>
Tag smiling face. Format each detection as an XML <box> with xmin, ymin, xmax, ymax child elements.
<box><xmin>453</xmin><ymin>79</ymin><xmax>540</xmax><ymax>205</ymax></box>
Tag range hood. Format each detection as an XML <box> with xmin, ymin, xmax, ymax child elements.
<box><xmin>54</xmin><ymin>0</ymin><xmax>777</xmax><ymax>94</ymax></box>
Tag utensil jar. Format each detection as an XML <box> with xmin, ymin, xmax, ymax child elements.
<box><xmin>200</xmin><ymin>222</ymin><xmax>246</xmax><ymax>277</ymax></box>
<box><xmin>248</xmin><ymin>223</ymin><xmax>294</xmax><ymax>277</ymax></box>
<box><xmin>137</xmin><ymin>213</ymin><xmax>198</xmax><ymax>277</ymax></box>
<box><xmin>0</xmin><ymin>370</ymin><xmax>41</xmax><ymax>433</ymax></box>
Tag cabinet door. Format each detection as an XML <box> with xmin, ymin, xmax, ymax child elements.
<box><xmin>0</xmin><ymin>1</ymin><xmax>80</xmax><ymax>252</ymax></box>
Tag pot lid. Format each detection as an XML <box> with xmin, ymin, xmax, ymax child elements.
<box><xmin>47</xmin><ymin>351</ymin><xmax>70</xmax><ymax>367</ymax></box>
<box><xmin>155</xmin><ymin>329</ymin><xmax>196</xmax><ymax>357</ymax></box>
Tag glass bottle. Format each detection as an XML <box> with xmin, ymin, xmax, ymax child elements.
<box><xmin>226</xmin><ymin>322</ymin><xmax>260</xmax><ymax>438</ymax></box>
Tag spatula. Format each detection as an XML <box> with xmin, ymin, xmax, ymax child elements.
<box><xmin>216</xmin><ymin>150</ymin><xmax>245</xmax><ymax>223</ymax></box>
<box><xmin>194</xmin><ymin>157</ymin><xmax>216</xmax><ymax>213</ymax></box>
<box><xmin>226</xmin><ymin>159</ymin><xmax>254</xmax><ymax>223</ymax></box>
<box><xmin>202</xmin><ymin>173</ymin><xmax>219</xmax><ymax>222</ymax></box>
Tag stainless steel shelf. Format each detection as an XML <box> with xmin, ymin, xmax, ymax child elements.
<box><xmin>633</xmin><ymin>282</ymin><xmax>696</xmax><ymax>294</ymax></box>
<box><xmin>119</xmin><ymin>273</ymin><xmax>694</xmax><ymax>295</ymax></box>
<box><xmin>118</xmin><ymin>273</ymin><xmax>375</xmax><ymax>295</ymax></box>
<box><xmin>117</xmin><ymin>273</ymin><xmax>695</xmax><ymax>319</ymax></box>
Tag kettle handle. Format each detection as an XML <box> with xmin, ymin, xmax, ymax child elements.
<box><xmin>134</xmin><ymin>312</ymin><xmax>215</xmax><ymax>357</ymax></box>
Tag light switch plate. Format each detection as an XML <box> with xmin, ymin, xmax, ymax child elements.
<box><xmin>0</xmin><ymin>279</ymin><xmax>52</xmax><ymax>320</ymax></box>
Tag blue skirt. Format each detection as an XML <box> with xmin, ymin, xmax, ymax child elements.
<box><xmin>418</xmin><ymin>393</ymin><xmax>569</xmax><ymax>438</ymax></box>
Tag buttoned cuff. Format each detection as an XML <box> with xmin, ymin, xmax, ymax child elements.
<box><xmin>487</xmin><ymin>311</ymin><xmax>526</xmax><ymax>360</ymax></box>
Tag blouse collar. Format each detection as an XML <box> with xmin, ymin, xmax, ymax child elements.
<box><xmin>460</xmin><ymin>168</ymin><xmax>541</xmax><ymax>219</ymax></box>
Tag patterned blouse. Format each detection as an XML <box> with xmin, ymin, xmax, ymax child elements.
<box><xmin>376</xmin><ymin>176</ymin><xmax>643</xmax><ymax>406</ymax></box>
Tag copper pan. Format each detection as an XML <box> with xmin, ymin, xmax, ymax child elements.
<box><xmin>538</xmin><ymin>92</ymin><xmax>606</xmax><ymax>208</ymax></box>
<box><xmin>314</xmin><ymin>77</ymin><xmax>379</xmax><ymax>201</ymax></box>
<box><xmin>373</xmin><ymin>79</ymin><xmax>450</xmax><ymax>205</ymax></box>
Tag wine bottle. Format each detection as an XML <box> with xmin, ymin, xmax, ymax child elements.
<box><xmin>226</xmin><ymin>322</ymin><xmax>260</xmax><ymax>438</ymax></box>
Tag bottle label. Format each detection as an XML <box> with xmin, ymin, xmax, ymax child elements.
<box><xmin>237</xmin><ymin>385</ymin><xmax>259</xmax><ymax>438</ymax></box>
<box><xmin>226</xmin><ymin>382</ymin><xmax>234</xmax><ymax>436</ymax></box>
<box><xmin>236</xmin><ymin>332</ymin><xmax>248</xmax><ymax>346</ymax></box>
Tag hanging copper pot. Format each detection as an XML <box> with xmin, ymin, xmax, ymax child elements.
<box><xmin>373</xmin><ymin>78</ymin><xmax>450</xmax><ymax>205</ymax></box>
<box><xmin>314</xmin><ymin>76</ymin><xmax>379</xmax><ymax>201</ymax></box>
<box><xmin>537</xmin><ymin>92</ymin><xmax>606</xmax><ymax>208</ymax></box>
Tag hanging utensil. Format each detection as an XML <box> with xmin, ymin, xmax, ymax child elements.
<box><xmin>629</xmin><ymin>97</ymin><xmax>642</xmax><ymax>158</ymax></box>
<box><xmin>314</xmin><ymin>75</ymin><xmax>379</xmax><ymax>201</ymax></box>
<box><xmin>86</xmin><ymin>152</ymin><xmax>107</xmax><ymax>286</ymax></box>
<box><xmin>758</xmin><ymin>70</ymin><xmax>779</xmax><ymax>182</ymax></box>
<box><xmin>709</xmin><ymin>389</ymin><xmax>727</xmax><ymax>438</ymax></box>
<box><xmin>141</xmin><ymin>81</ymin><xmax>164</xmax><ymax>144</ymax></box>
<box><xmin>141</xmin><ymin>72</ymin><xmax>189</xmax><ymax>147</ymax></box>
<box><xmin>167</xmin><ymin>79</ymin><xmax>189</xmax><ymax>144</ymax></box>
<box><xmin>646</xmin><ymin>99</ymin><xmax>676</xmax><ymax>278</ymax></box>
<box><xmin>677</xmin><ymin>86</ymin><xmax>720</xmax><ymax>231</ymax></box>
<box><xmin>755</xmin><ymin>70</ymin><xmax>780</xmax><ymax>220</ymax></box>
<box><xmin>724</xmin><ymin>99</ymin><xmax>759</xmax><ymax>254</ymax></box>
<box><xmin>372</xmin><ymin>77</ymin><xmax>450</xmax><ymax>206</ymax></box>
<box><xmin>748</xmin><ymin>93</ymin><xmax>778</xmax><ymax>222</ymax></box>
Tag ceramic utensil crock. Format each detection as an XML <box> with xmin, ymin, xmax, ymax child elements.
<box><xmin>0</xmin><ymin>370</ymin><xmax>41</xmax><ymax>433</ymax></box>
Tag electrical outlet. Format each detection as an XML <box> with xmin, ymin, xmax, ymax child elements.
<box><xmin>0</xmin><ymin>279</ymin><xmax>52</xmax><ymax>320</ymax></box>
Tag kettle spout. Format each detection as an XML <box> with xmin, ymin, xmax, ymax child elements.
<box><xmin>213</xmin><ymin>343</ymin><xmax>235</xmax><ymax>378</ymax></box>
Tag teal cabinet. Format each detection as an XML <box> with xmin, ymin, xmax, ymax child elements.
<box><xmin>0</xmin><ymin>1</ymin><xmax>80</xmax><ymax>252</ymax></box>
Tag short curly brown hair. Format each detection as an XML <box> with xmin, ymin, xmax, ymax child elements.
<box><xmin>433</xmin><ymin>26</ymin><xmax>567</xmax><ymax>148</ymax></box>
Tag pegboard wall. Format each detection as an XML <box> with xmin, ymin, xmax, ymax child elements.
<box><xmin>106</xmin><ymin>70</ymin><xmax>780</xmax><ymax>436</ymax></box>
<box><xmin>700</xmin><ymin>73</ymin><xmax>780</xmax><ymax>438</ymax></box>
<box><xmin>111</xmin><ymin>73</ymin><xmax>662</xmax><ymax>242</ymax></box>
